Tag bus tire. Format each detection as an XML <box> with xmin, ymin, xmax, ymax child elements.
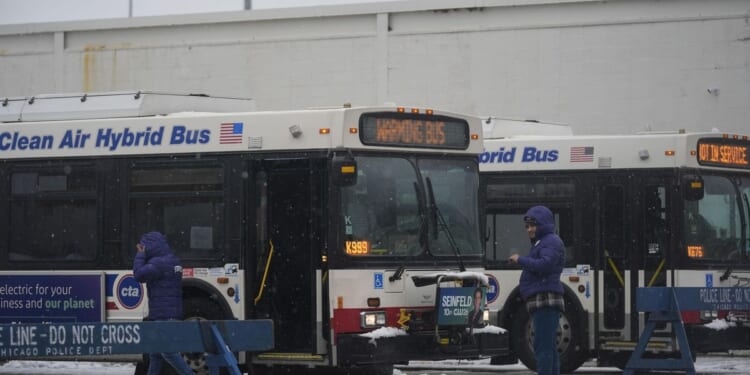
<box><xmin>182</xmin><ymin>296</ymin><xmax>230</xmax><ymax>375</ymax></box>
<box><xmin>510</xmin><ymin>298</ymin><xmax>587</xmax><ymax>373</ymax></box>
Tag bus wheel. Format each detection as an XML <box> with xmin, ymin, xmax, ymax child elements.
<box><xmin>182</xmin><ymin>296</ymin><xmax>229</xmax><ymax>375</ymax></box>
<box><xmin>510</xmin><ymin>300</ymin><xmax>587</xmax><ymax>373</ymax></box>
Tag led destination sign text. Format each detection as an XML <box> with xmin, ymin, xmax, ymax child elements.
<box><xmin>360</xmin><ymin>113</ymin><xmax>469</xmax><ymax>150</ymax></box>
<box><xmin>697</xmin><ymin>139</ymin><xmax>749</xmax><ymax>169</ymax></box>
<box><xmin>374</xmin><ymin>119</ymin><xmax>445</xmax><ymax>145</ymax></box>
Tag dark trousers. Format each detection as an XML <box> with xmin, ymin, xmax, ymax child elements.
<box><xmin>533</xmin><ymin>306</ymin><xmax>560</xmax><ymax>375</ymax></box>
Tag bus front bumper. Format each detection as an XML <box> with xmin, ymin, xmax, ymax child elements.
<box><xmin>336</xmin><ymin>329</ymin><xmax>509</xmax><ymax>366</ymax></box>
<box><xmin>686</xmin><ymin>324</ymin><xmax>750</xmax><ymax>353</ymax></box>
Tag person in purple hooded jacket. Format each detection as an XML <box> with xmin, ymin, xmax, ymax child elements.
<box><xmin>133</xmin><ymin>231</ymin><xmax>194</xmax><ymax>375</ymax></box>
<box><xmin>508</xmin><ymin>206</ymin><xmax>565</xmax><ymax>375</ymax></box>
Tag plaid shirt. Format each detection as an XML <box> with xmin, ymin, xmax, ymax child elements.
<box><xmin>525</xmin><ymin>292</ymin><xmax>565</xmax><ymax>314</ymax></box>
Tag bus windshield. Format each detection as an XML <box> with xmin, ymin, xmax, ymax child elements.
<box><xmin>341</xmin><ymin>155</ymin><xmax>482</xmax><ymax>257</ymax></box>
<box><xmin>684</xmin><ymin>174</ymin><xmax>749</xmax><ymax>262</ymax></box>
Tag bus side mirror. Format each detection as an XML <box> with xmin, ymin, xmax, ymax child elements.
<box><xmin>682</xmin><ymin>175</ymin><xmax>704</xmax><ymax>201</ymax></box>
<box><xmin>332</xmin><ymin>155</ymin><xmax>357</xmax><ymax>186</ymax></box>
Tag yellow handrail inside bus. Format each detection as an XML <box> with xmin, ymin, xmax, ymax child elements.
<box><xmin>254</xmin><ymin>240</ymin><xmax>275</xmax><ymax>306</ymax></box>
<box><xmin>647</xmin><ymin>258</ymin><xmax>666</xmax><ymax>287</ymax></box>
<box><xmin>605</xmin><ymin>250</ymin><xmax>625</xmax><ymax>288</ymax></box>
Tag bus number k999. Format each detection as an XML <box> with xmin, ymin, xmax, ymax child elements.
<box><xmin>345</xmin><ymin>241</ymin><xmax>370</xmax><ymax>255</ymax></box>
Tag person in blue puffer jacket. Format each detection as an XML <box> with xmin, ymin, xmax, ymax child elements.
<box><xmin>508</xmin><ymin>206</ymin><xmax>565</xmax><ymax>375</ymax></box>
<box><xmin>133</xmin><ymin>231</ymin><xmax>194</xmax><ymax>375</ymax></box>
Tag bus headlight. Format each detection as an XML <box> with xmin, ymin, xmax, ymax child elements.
<box><xmin>700</xmin><ymin>310</ymin><xmax>718</xmax><ymax>321</ymax></box>
<box><xmin>360</xmin><ymin>311</ymin><xmax>387</xmax><ymax>329</ymax></box>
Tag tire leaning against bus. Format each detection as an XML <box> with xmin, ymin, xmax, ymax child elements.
<box><xmin>510</xmin><ymin>295</ymin><xmax>588</xmax><ymax>373</ymax></box>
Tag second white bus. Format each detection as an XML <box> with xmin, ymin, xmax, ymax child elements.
<box><xmin>480</xmin><ymin>129</ymin><xmax>750</xmax><ymax>371</ymax></box>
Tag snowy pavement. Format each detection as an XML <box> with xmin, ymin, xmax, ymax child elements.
<box><xmin>401</xmin><ymin>355</ymin><xmax>750</xmax><ymax>374</ymax></box>
<box><xmin>1</xmin><ymin>356</ymin><xmax>750</xmax><ymax>374</ymax></box>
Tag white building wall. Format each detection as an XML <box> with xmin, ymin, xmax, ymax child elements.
<box><xmin>0</xmin><ymin>0</ymin><xmax>748</xmax><ymax>135</ymax></box>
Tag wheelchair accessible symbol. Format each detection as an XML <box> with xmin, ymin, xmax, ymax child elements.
<box><xmin>374</xmin><ymin>272</ymin><xmax>383</xmax><ymax>290</ymax></box>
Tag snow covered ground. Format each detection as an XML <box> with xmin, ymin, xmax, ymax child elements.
<box><xmin>1</xmin><ymin>355</ymin><xmax>749</xmax><ymax>374</ymax></box>
<box><xmin>0</xmin><ymin>361</ymin><xmax>133</xmax><ymax>374</ymax></box>
<box><xmin>404</xmin><ymin>355</ymin><xmax>750</xmax><ymax>373</ymax></box>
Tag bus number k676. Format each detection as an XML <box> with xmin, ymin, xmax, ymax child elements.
<box><xmin>345</xmin><ymin>241</ymin><xmax>370</xmax><ymax>255</ymax></box>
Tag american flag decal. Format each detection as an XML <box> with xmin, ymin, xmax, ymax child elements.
<box><xmin>220</xmin><ymin>122</ymin><xmax>243</xmax><ymax>144</ymax></box>
<box><xmin>570</xmin><ymin>146</ymin><xmax>594</xmax><ymax>162</ymax></box>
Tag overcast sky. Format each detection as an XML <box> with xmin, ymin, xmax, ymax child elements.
<box><xmin>0</xmin><ymin>0</ymin><xmax>390</xmax><ymax>25</ymax></box>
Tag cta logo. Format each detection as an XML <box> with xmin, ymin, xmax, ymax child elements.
<box><xmin>116</xmin><ymin>274</ymin><xmax>144</xmax><ymax>310</ymax></box>
<box><xmin>485</xmin><ymin>274</ymin><xmax>500</xmax><ymax>304</ymax></box>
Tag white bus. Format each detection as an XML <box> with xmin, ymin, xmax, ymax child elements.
<box><xmin>0</xmin><ymin>92</ymin><xmax>506</xmax><ymax>374</ymax></box>
<box><xmin>479</xmin><ymin>129</ymin><xmax>750</xmax><ymax>371</ymax></box>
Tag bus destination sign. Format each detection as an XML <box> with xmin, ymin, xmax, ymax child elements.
<box><xmin>696</xmin><ymin>138</ymin><xmax>749</xmax><ymax>169</ymax></box>
<box><xmin>359</xmin><ymin>112</ymin><xmax>469</xmax><ymax>150</ymax></box>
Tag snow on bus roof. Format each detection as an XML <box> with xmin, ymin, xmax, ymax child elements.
<box><xmin>1</xmin><ymin>91</ymin><xmax>255</xmax><ymax>123</ymax></box>
<box><xmin>482</xmin><ymin>117</ymin><xmax>573</xmax><ymax>139</ymax></box>
<box><xmin>418</xmin><ymin>271</ymin><xmax>490</xmax><ymax>286</ymax></box>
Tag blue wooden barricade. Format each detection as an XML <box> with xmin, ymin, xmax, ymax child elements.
<box><xmin>624</xmin><ymin>288</ymin><xmax>695</xmax><ymax>375</ymax></box>
<box><xmin>626</xmin><ymin>286</ymin><xmax>750</xmax><ymax>375</ymax></box>
<box><xmin>0</xmin><ymin>319</ymin><xmax>274</xmax><ymax>375</ymax></box>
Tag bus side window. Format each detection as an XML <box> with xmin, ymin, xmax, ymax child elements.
<box><xmin>128</xmin><ymin>162</ymin><xmax>225</xmax><ymax>261</ymax></box>
<box><xmin>9</xmin><ymin>163</ymin><xmax>98</xmax><ymax>262</ymax></box>
<box><xmin>554</xmin><ymin>209</ymin><xmax>575</xmax><ymax>266</ymax></box>
<box><xmin>485</xmin><ymin>212</ymin><xmax>527</xmax><ymax>262</ymax></box>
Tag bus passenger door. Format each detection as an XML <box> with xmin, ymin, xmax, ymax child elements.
<box><xmin>639</xmin><ymin>180</ymin><xmax>670</xmax><ymax>291</ymax></box>
<box><xmin>597</xmin><ymin>178</ymin><xmax>633</xmax><ymax>345</ymax></box>
<box><xmin>598</xmin><ymin>176</ymin><xmax>671</xmax><ymax>353</ymax></box>
<box><xmin>637</xmin><ymin>179</ymin><xmax>671</xmax><ymax>333</ymax></box>
<box><xmin>252</xmin><ymin>159</ymin><xmax>325</xmax><ymax>354</ymax></box>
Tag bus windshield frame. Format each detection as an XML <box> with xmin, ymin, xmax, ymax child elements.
<box><xmin>339</xmin><ymin>154</ymin><xmax>482</xmax><ymax>258</ymax></box>
<box><xmin>681</xmin><ymin>172</ymin><xmax>750</xmax><ymax>264</ymax></box>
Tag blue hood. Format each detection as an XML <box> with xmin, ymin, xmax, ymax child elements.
<box><xmin>524</xmin><ymin>205</ymin><xmax>555</xmax><ymax>238</ymax></box>
<box><xmin>139</xmin><ymin>231</ymin><xmax>171</xmax><ymax>258</ymax></box>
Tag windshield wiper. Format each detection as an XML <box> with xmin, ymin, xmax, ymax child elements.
<box><xmin>388</xmin><ymin>183</ymin><xmax>427</xmax><ymax>283</ymax></box>
<box><xmin>415</xmin><ymin>182</ymin><xmax>428</xmax><ymax>252</ymax></box>
<box><xmin>425</xmin><ymin>177</ymin><xmax>466</xmax><ymax>272</ymax></box>
<box><xmin>389</xmin><ymin>265</ymin><xmax>405</xmax><ymax>282</ymax></box>
<box><xmin>720</xmin><ymin>264</ymin><xmax>734</xmax><ymax>282</ymax></box>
